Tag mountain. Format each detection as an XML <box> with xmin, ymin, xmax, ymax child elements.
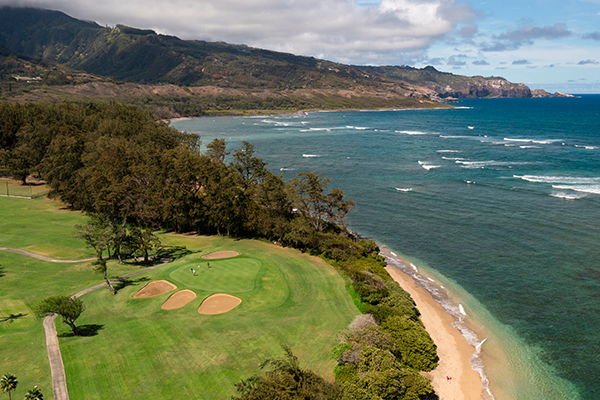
<box><xmin>363</xmin><ymin>65</ymin><xmax>531</xmax><ymax>99</ymax></box>
<box><xmin>0</xmin><ymin>6</ymin><xmax>534</xmax><ymax>115</ymax></box>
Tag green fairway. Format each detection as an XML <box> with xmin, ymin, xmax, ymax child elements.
<box><xmin>0</xmin><ymin>196</ymin><xmax>93</xmax><ymax>259</ymax></box>
<box><xmin>0</xmin><ymin>197</ymin><xmax>360</xmax><ymax>399</ymax></box>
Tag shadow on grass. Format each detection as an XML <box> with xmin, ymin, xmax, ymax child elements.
<box><xmin>59</xmin><ymin>324</ymin><xmax>105</xmax><ymax>338</ymax></box>
<box><xmin>157</xmin><ymin>245</ymin><xmax>192</xmax><ymax>261</ymax></box>
<box><xmin>0</xmin><ymin>313</ymin><xmax>27</xmax><ymax>323</ymax></box>
<box><xmin>0</xmin><ymin>266</ymin><xmax>4</xmax><ymax>277</ymax></box>
<box><xmin>114</xmin><ymin>276</ymin><xmax>150</xmax><ymax>292</ymax></box>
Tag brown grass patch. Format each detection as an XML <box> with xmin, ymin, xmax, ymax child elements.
<box><xmin>202</xmin><ymin>251</ymin><xmax>239</xmax><ymax>260</ymax></box>
<box><xmin>198</xmin><ymin>293</ymin><xmax>242</xmax><ymax>315</ymax></box>
<box><xmin>161</xmin><ymin>290</ymin><xmax>197</xmax><ymax>310</ymax></box>
<box><xmin>134</xmin><ymin>280</ymin><xmax>177</xmax><ymax>298</ymax></box>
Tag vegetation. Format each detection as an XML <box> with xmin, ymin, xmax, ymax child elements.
<box><xmin>0</xmin><ymin>7</ymin><xmax>530</xmax><ymax>117</ymax></box>
<box><xmin>35</xmin><ymin>295</ymin><xmax>85</xmax><ymax>336</ymax></box>
<box><xmin>0</xmin><ymin>100</ymin><xmax>439</xmax><ymax>399</ymax></box>
<box><xmin>233</xmin><ymin>345</ymin><xmax>340</xmax><ymax>400</ymax></box>
<box><xmin>0</xmin><ymin>374</ymin><xmax>18</xmax><ymax>400</ymax></box>
<box><xmin>23</xmin><ymin>386</ymin><xmax>43</xmax><ymax>400</ymax></box>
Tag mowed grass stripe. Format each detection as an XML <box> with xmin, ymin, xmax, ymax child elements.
<box><xmin>61</xmin><ymin>239</ymin><xmax>358</xmax><ymax>399</ymax></box>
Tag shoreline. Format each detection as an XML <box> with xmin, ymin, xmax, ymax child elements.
<box><xmin>383</xmin><ymin>259</ymin><xmax>486</xmax><ymax>400</ymax></box>
<box><xmin>166</xmin><ymin>104</ymin><xmax>455</xmax><ymax>122</ymax></box>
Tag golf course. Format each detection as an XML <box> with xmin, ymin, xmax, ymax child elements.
<box><xmin>0</xmin><ymin>194</ymin><xmax>359</xmax><ymax>399</ymax></box>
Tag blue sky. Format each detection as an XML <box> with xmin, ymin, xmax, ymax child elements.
<box><xmin>3</xmin><ymin>0</ymin><xmax>599</xmax><ymax>92</ymax></box>
<box><xmin>422</xmin><ymin>0</ymin><xmax>600</xmax><ymax>92</ymax></box>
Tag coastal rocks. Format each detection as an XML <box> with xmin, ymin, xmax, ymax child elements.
<box><xmin>554</xmin><ymin>91</ymin><xmax>575</xmax><ymax>98</ymax></box>
<box><xmin>429</xmin><ymin>79</ymin><xmax>532</xmax><ymax>99</ymax></box>
<box><xmin>531</xmin><ymin>89</ymin><xmax>575</xmax><ymax>98</ymax></box>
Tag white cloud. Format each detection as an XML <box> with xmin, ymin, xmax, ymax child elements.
<box><xmin>0</xmin><ymin>0</ymin><xmax>478</xmax><ymax>64</ymax></box>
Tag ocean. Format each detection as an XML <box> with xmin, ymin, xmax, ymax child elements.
<box><xmin>172</xmin><ymin>95</ymin><xmax>600</xmax><ymax>400</ymax></box>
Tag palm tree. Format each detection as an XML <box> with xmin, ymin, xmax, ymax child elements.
<box><xmin>0</xmin><ymin>374</ymin><xmax>18</xmax><ymax>400</ymax></box>
<box><xmin>24</xmin><ymin>386</ymin><xmax>43</xmax><ymax>400</ymax></box>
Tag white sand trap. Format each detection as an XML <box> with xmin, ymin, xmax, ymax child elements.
<box><xmin>161</xmin><ymin>289</ymin><xmax>197</xmax><ymax>310</ymax></box>
<box><xmin>198</xmin><ymin>293</ymin><xmax>242</xmax><ymax>315</ymax></box>
<box><xmin>134</xmin><ymin>280</ymin><xmax>177</xmax><ymax>298</ymax></box>
<box><xmin>202</xmin><ymin>251</ymin><xmax>239</xmax><ymax>260</ymax></box>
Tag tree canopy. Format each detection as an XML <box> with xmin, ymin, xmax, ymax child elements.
<box><xmin>35</xmin><ymin>295</ymin><xmax>85</xmax><ymax>336</ymax></box>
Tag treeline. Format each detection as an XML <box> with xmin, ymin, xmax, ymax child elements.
<box><xmin>0</xmin><ymin>101</ymin><xmax>352</xmax><ymax>241</ymax></box>
<box><xmin>0</xmin><ymin>101</ymin><xmax>438</xmax><ymax>399</ymax></box>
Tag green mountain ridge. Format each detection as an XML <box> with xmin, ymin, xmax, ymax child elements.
<box><xmin>0</xmin><ymin>6</ymin><xmax>537</xmax><ymax>115</ymax></box>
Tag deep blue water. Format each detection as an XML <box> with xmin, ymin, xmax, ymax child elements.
<box><xmin>173</xmin><ymin>95</ymin><xmax>600</xmax><ymax>399</ymax></box>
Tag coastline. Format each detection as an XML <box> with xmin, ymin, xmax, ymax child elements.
<box><xmin>384</xmin><ymin>264</ymin><xmax>484</xmax><ymax>400</ymax></box>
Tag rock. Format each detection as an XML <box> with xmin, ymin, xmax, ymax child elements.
<box><xmin>553</xmin><ymin>91</ymin><xmax>575</xmax><ymax>98</ymax></box>
<box><xmin>531</xmin><ymin>89</ymin><xmax>553</xmax><ymax>98</ymax></box>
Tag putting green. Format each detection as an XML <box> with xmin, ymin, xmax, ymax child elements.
<box><xmin>168</xmin><ymin>257</ymin><xmax>263</xmax><ymax>293</ymax></box>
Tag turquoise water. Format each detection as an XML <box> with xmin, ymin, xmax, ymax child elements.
<box><xmin>173</xmin><ymin>95</ymin><xmax>600</xmax><ymax>399</ymax></box>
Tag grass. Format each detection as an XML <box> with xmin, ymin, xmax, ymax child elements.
<box><xmin>0</xmin><ymin>177</ymin><xmax>50</xmax><ymax>198</ymax></box>
<box><xmin>0</xmin><ymin>196</ymin><xmax>93</xmax><ymax>259</ymax></box>
<box><xmin>0</xmin><ymin>196</ymin><xmax>359</xmax><ymax>399</ymax></box>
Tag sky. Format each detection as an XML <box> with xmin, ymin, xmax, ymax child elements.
<box><xmin>2</xmin><ymin>0</ymin><xmax>599</xmax><ymax>92</ymax></box>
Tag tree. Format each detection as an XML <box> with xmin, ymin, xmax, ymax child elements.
<box><xmin>233</xmin><ymin>345</ymin><xmax>340</xmax><ymax>400</ymax></box>
<box><xmin>380</xmin><ymin>316</ymin><xmax>438</xmax><ymax>372</ymax></box>
<box><xmin>206</xmin><ymin>138</ymin><xmax>229</xmax><ymax>164</ymax></box>
<box><xmin>125</xmin><ymin>226</ymin><xmax>162</xmax><ymax>265</ymax></box>
<box><xmin>74</xmin><ymin>214</ymin><xmax>116</xmax><ymax>294</ymax></box>
<box><xmin>0</xmin><ymin>374</ymin><xmax>18</xmax><ymax>400</ymax></box>
<box><xmin>36</xmin><ymin>296</ymin><xmax>85</xmax><ymax>336</ymax></box>
<box><xmin>23</xmin><ymin>386</ymin><xmax>43</xmax><ymax>400</ymax></box>
<box><xmin>290</xmin><ymin>172</ymin><xmax>354</xmax><ymax>232</ymax></box>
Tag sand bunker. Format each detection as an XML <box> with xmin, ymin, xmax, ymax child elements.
<box><xmin>202</xmin><ymin>251</ymin><xmax>239</xmax><ymax>260</ymax></box>
<box><xmin>134</xmin><ymin>280</ymin><xmax>177</xmax><ymax>298</ymax></box>
<box><xmin>198</xmin><ymin>293</ymin><xmax>242</xmax><ymax>315</ymax></box>
<box><xmin>161</xmin><ymin>290</ymin><xmax>197</xmax><ymax>310</ymax></box>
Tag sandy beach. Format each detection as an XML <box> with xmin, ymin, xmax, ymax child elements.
<box><xmin>385</xmin><ymin>266</ymin><xmax>483</xmax><ymax>400</ymax></box>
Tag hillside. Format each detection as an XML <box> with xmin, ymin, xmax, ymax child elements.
<box><xmin>0</xmin><ymin>6</ymin><xmax>534</xmax><ymax>115</ymax></box>
<box><xmin>363</xmin><ymin>65</ymin><xmax>532</xmax><ymax>98</ymax></box>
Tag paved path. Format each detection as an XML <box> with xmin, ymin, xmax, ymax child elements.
<box><xmin>0</xmin><ymin>247</ymin><xmax>97</xmax><ymax>263</ymax></box>
<box><xmin>32</xmin><ymin>255</ymin><xmax>171</xmax><ymax>400</ymax></box>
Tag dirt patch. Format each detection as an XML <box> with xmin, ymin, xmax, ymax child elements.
<box><xmin>161</xmin><ymin>290</ymin><xmax>197</xmax><ymax>310</ymax></box>
<box><xmin>198</xmin><ymin>294</ymin><xmax>242</xmax><ymax>315</ymax></box>
<box><xmin>134</xmin><ymin>280</ymin><xmax>177</xmax><ymax>298</ymax></box>
<box><xmin>202</xmin><ymin>251</ymin><xmax>239</xmax><ymax>260</ymax></box>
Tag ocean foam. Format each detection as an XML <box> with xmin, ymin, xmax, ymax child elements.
<box><xmin>418</xmin><ymin>161</ymin><xmax>441</xmax><ymax>170</ymax></box>
<box><xmin>395</xmin><ymin>188</ymin><xmax>413</xmax><ymax>192</ymax></box>
<box><xmin>459</xmin><ymin>304</ymin><xmax>467</xmax><ymax>316</ymax></box>
<box><xmin>437</xmin><ymin>150</ymin><xmax>461</xmax><ymax>153</ymax></box>
<box><xmin>442</xmin><ymin>157</ymin><xmax>465</xmax><ymax>160</ymax></box>
<box><xmin>439</xmin><ymin>135</ymin><xmax>472</xmax><ymax>139</ymax></box>
<box><xmin>550</xmin><ymin>191</ymin><xmax>588</xmax><ymax>200</ymax></box>
<box><xmin>468</xmin><ymin>126</ymin><xmax>475</xmax><ymax>129</ymax></box>
<box><xmin>552</xmin><ymin>184</ymin><xmax>600</xmax><ymax>195</ymax></box>
<box><xmin>514</xmin><ymin>175</ymin><xmax>600</xmax><ymax>184</ymax></box>
<box><xmin>504</xmin><ymin>138</ymin><xmax>562</xmax><ymax>145</ymax></box>
<box><xmin>302</xmin><ymin>154</ymin><xmax>321</xmax><ymax>158</ymax></box>
<box><xmin>396</xmin><ymin>130</ymin><xmax>429</xmax><ymax>135</ymax></box>
<box><xmin>279</xmin><ymin>167</ymin><xmax>296</xmax><ymax>171</ymax></box>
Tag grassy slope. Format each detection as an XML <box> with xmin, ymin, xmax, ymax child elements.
<box><xmin>0</xmin><ymin>197</ymin><xmax>359</xmax><ymax>399</ymax></box>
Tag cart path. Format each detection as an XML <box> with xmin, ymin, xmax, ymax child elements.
<box><xmin>0</xmin><ymin>247</ymin><xmax>97</xmax><ymax>263</ymax></box>
<box><xmin>41</xmin><ymin>258</ymin><xmax>172</xmax><ymax>400</ymax></box>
